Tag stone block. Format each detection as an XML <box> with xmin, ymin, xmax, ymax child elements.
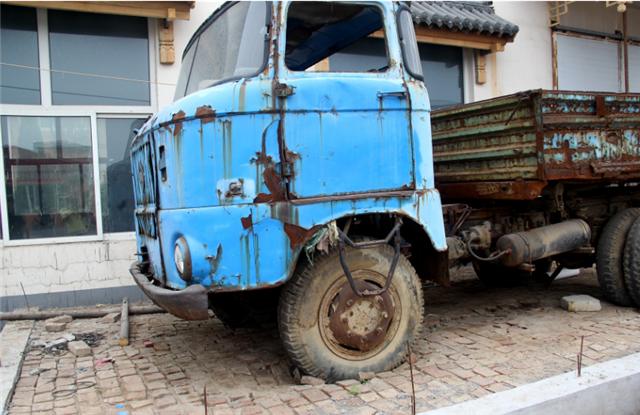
<box><xmin>561</xmin><ymin>295</ymin><xmax>601</xmax><ymax>312</ymax></box>
<box><xmin>44</xmin><ymin>315</ymin><xmax>72</xmax><ymax>332</ymax></box>
<box><xmin>68</xmin><ymin>341</ymin><xmax>91</xmax><ymax>357</ymax></box>
<box><xmin>45</xmin><ymin>322</ymin><xmax>67</xmax><ymax>332</ymax></box>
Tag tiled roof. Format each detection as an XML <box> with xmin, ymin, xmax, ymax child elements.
<box><xmin>410</xmin><ymin>1</ymin><xmax>519</xmax><ymax>38</ymax></box>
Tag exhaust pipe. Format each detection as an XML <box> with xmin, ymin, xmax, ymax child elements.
<box><xmin>496</xmin><ymin>219</ymin><xmax>591</xmax><ymax>267</ymax></box>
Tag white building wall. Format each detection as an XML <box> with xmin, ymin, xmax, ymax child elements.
<box><xmin>1</xmin><ymin>239</ymin><xmax>134</xmax><ymax>298</ymax></box>
<box><xmin>473</xmin><ymin>1</ymin><xmax>553</xmax><ymax>100</ymax></box>
<box><xmin>0</xmin><ymin>2</ymin><xmax>222</xmax><ymax>306</ymax></box>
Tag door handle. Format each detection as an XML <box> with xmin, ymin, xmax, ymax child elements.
<box><xmin>377</xmin><ymin>91</ymin><xmax>407</xmax><ymax>99</ymax></box>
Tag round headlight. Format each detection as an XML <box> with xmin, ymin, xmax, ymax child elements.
<box><xmin>174</xmin><ymin>244</ymin><xmax>184</xmax><ymax>275</ymax></box>
<box><xmin>174</xmin><ymin>237</ymin><xmax>192</xmax><ymax>281</ymax></box>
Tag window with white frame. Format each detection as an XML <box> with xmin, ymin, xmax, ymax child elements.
<box><xmin>0</xmin><ymin>4</ymin><xmax>153</xmax><ymax>243</ymax></box>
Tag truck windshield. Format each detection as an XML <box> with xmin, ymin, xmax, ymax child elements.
<box><xmin>174</xmin><ymin>2</ymin><xmax>268</xmax><ymax>100</ymax></box>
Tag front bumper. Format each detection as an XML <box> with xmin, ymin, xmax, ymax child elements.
<box><xmin>129</xmin><ymin>262</ymin><xmax>209</xmax><ymax>320</ymax></box>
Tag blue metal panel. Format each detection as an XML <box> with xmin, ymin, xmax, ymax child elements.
<box><xmin>130</xmin><ymin>0</ymin><xmax>448</xmax><ymax>295</ymax></box>
<box><xmin>157</xmin><ymin>191</ymin><xmax>446</xmax><ymax>291</ymax></box>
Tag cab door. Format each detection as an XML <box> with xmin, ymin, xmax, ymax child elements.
<box><xmin>276</xmin><ymin>1</ymin><xmax>414</xmax><ymax>200</ymax></box>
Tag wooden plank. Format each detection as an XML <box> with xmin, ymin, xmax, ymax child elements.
<box><xmin>5</xmin><ymin>1</ymin><xmax>193</xmax><ymax>20</ymax></box>
<box><xmin>372</xmin><ymin>27</ymin><xmax>512</xmax><ymax>51</ymax></box>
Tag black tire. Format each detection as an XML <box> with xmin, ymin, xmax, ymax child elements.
<box><xmin>623</xmin><ymin>218</ymin><xmax>640</xmax><ymax>306</ymax></box>
<box><xmin>278</xmin><ymin>244</ymin><xmax>423</xmax><ymax>381</ymax></box>
<box><xmin>596</xmin><ymin>208</ymin><xmax>640</xmax><ymax>306</ymax></box>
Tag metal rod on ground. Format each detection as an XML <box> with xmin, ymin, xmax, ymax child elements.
<box><xmin>407</xmin><ymin>342</ymin><xmax>416</xmax><ymax>415</ymax></box>
<box><xmin>19</xmin><ymin>282</ymin><xmax>30</xmax><ymax>311</ymax></box>
<box><xmin>204</xmin><ymin>385</ymin><xmax>208</xmax><ymax>415</ymax></box>
<box><xmin>0</xmin><ymin>305</ymin><xmax>164</xmax><ymax>321</ymax></box>
<box><xmin>578</xmin><ymin>335</ymin><xmax>584</xmax><ymax>377</ymax></box>
<box><xmin>119</xmin><ymin>298</ymin><xmax>130</xmax><ymax>347</ymax></box>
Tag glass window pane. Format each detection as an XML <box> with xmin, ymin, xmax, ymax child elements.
<box><xmin>329</xmin><ymin>38</ymin><xmax>388</xmax><ymax>72</ymax></box>
<box><xmin>0</xmin><ymin>5</ymin><xmax>40</xmax><ymax>105</ymax></box>
<box><xmin>181</xmin><ymin>2</ymin><xmax>268</xmax><ymax>97</ymax></box>
<box><xmin>48</xmin><ymin>10</ymin><xmax>150</xmax><ymax>105</ymax></box>
<box><xmin>174</xmin><ymin>40</ymin><xmax>197</xmax><ymax>101</ymax></box>
<box><xmin>398</xmin><ymin>9</ymin><xmax>423</xmax><ymax>80</ymax></box>
<box><xmin>1</xmin><ymin>116</ymin><xmax>96</xmax><ymax>239</ymax></box>
<box><xmin>419</xmin><ymin>43</ymin><xmax>463</xmax><ymax>108</ymax></box>
<box><xmin>98</xmin><ymin>117</ymin><xmax>145</xmax><ymax>233</ymax></box>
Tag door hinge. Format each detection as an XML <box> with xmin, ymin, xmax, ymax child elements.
<box><xmin>275</xmin><ymin>82</ymin><xmax>295</xmax><ymax>98</ymax></box>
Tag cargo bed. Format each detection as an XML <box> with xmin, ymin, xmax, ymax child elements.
<box><xmin>431</xmin><ymin>90</ymin><xmax>640</xmax><ymax>201</ymax></box>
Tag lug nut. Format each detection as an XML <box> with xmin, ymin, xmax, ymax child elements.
<box><xmin>382</xmin><ymin>312</ymin><xmax>389</xmax><ymax>319</ymax></box>
<box><xmin>376</xmin><ymin>327</ymin><xmax>383</xmax><ymax>334</ymax></box>
<box><xmin>346</xmin><ymin>299</ymin><xmax>354</xmax><ymax>307</ymax></box>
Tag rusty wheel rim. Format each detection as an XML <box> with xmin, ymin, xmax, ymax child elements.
<box><xmin>318</xmin><ymin>270</ymin><xmax>401</xmax><ymax>361</ymax></box>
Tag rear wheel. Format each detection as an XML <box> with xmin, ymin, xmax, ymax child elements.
<box><xmin>623</xmin><ymin>218</ymin><xmax>640</xmax><ymax>306</ymax></box>
<box><xmin>278</xmin><ymin>244</ymin><xmax>423</xmax><ymax>381</ymax></box>
<box><xmin>596</xmin><ymin>208</ymin><xmax>639</xmax><ymax>306</ymax></box>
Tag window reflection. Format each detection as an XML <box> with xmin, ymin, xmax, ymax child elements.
<box><xmin>48</xmin><ymin>10</ymin><xmax>150</xmax><ymax>105</ymax></box>
<box><xmin>98</xmin><ymin>118</ymin><xmax>145</xmax><ymax>233</ymax></box>
<box><xmin>1</xmin><ymin>116</ymin><xmax>96</xmax><ymax>239</ymax></box>
<box><xmin>0</xmin><ymin>5</ymin><xmax>41</xmax><ymax>105</ymax></box>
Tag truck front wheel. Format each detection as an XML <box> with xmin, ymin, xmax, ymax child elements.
<box><xmin>278</xmin><ymin>244</ymin><xmax>423</xmax><ymax>381</ymax></box>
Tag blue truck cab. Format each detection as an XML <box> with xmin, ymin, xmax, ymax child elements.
<box><xmin>130</xmin><ymin>1</ymin><xmax>448</xmax><ymax>380</ymax></box>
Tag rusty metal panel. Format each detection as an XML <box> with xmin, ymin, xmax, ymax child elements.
<box><xmin>540</xmin><ymin>91</ymin><xmax>640</xmax><ymax>181</ymax></box>
<box><xmin>431</xmin><ymin>92</ymin><xmax>540</xmax><ymax>191</ymax></box>
<box><xmin>432</xmin><ymin>90</ymin><xmax>640</xmax><ymax>201</ymax></box>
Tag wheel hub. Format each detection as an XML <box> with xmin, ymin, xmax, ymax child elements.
<box><xmin>328</xmin><ymin>280</ymin><xmax>395</xmax><ymax>352</ymax></box>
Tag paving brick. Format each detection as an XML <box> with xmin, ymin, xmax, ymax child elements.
<box><xmin>472</xmin><ymin>366</ymin><xmax>499</xmax><ymax>377</ymax></box>
<box><xmin>300</xmin><ymin>388</ymin><xmax>328</xmax><ymax>403</ymax></box>
<box><xmin>6</xmin><ymin>269</ymin><xmax>640</xmax><ymax>415</ymax></box>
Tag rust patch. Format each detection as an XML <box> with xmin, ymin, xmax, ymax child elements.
<box><xmin>252</xmin><ymin>166</ymin><xmax>285</xmax><ymax>203</ymax></box>
<box><xmin>284</xmin><ymin>148</ymin><xmax>300</xmax><ymax>162</ymax></box>
<box><xmin>241</xmin><ymin>213</ymin><xmax>253</xmax><ymax>230</ymax></box>
<box><xmin>283</xmin><ymin>223</ymin><xmax>320</xmax><ymax>249</ymax></box>
<box><xmin>595</xmin><ymin>95</ymin><xmax>607</xmax><ymax>117</ymax></box>
<box><xmin>172</xmin><ymin>110</ymin><xmax>186</xmax><ymax>137</ymax></box>
<box><xmin>438</xmin><ymin>180</ymin><xmax>548</xmax><ymax>201</ymax></box>
<box><xmin>195</xmin><ymin>105</ymin><xmax>216</xmax><ymax>124</ymax></box>
<box><xmin>252</xmin><ymin>131</ymin><xmax>286</xmax><ymax>203</ymax></box>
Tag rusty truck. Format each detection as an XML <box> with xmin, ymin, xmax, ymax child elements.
<box><xmin>129</xmin><ymin>0</ymin><xmax>640</xmax><ymax>381</ymax></box>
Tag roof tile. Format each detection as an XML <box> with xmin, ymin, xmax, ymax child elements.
<box><xmin>410</xmin><ymin>1</ymin><xmax>519</xmax><ymax>38</ymax></box>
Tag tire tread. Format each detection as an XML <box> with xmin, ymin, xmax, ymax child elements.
<box><xmin>596</xmin><ymin>208</ymin><xmax>639</xmax><ymax>306</ymax></box>
<box><xmin>278</xmin><ymin>245</ymin><xmax>423</xmax><ymax>380</ymax></box>
<box><xmin>623</xmin><ymin>218</ymin><xmax>640</xmax><ymax>306</ymax></box>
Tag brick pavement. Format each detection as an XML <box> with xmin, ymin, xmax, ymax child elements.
<box><xmin>6</xmin><ymin>268</ymin><xmax>640</xmax><ymax>415</ymax></box>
